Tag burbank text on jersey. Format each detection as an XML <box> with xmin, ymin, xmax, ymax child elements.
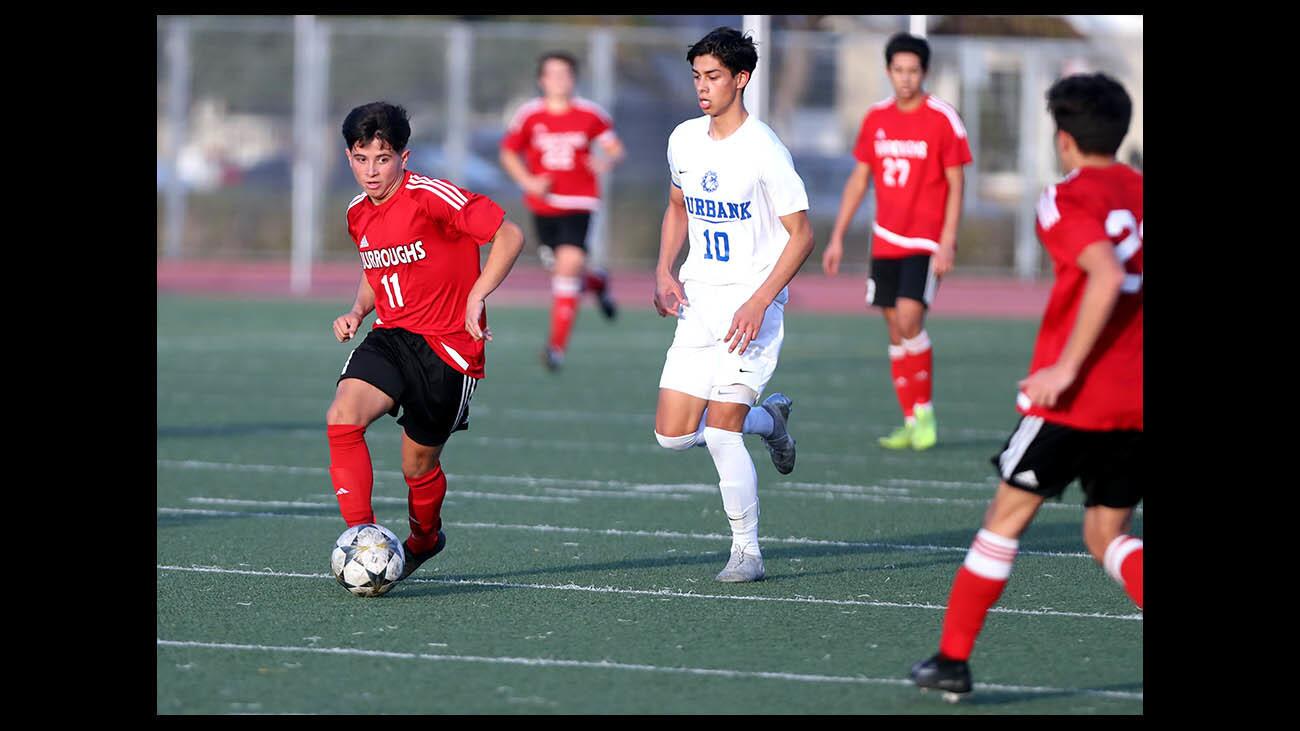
<box><xmin>359</xmin><ymin>241</ymin><xmax>428</xmax><ymax>269</ymax></box>
<box><xmin>684</xmin><ymin>196</ymin><xmax>753</xmax><ymax>223</ymax></box>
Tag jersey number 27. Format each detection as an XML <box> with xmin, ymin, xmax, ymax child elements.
<box><xmin>1105</xmin><ymin>210</ymin><xmax>1142</xmax><ymax>294</ymax></box>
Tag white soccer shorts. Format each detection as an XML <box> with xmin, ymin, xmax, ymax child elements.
<box><xmin>658</xmin><ymin>280</ymin><xmax>786</xmax><ymax>404</ymax></box>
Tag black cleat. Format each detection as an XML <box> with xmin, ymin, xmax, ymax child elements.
<box><xmin>910</xmin><ymin>653</ymin><xmax>973</xmax><ymax>702</ymax></box>
<box><xmin>399</xmin><ymin>530</ymin><xmax>446</xmax><ymax>581</ymax></box>
<box><xmin>597</xmin><ymin>290</ymin><xmax>618</xmax><ymax>320</ymax></box>
<box><xmin>541</xmin><ymin>347</ymin><xmax>564</xmax><ymax>372</ymax></box>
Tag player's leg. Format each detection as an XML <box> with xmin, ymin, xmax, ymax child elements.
<box><xmin>896</xmin><ymin>255</ymin><xmax>939</xmax><ymax>450</ymax></box>
<box><xmin>392</xmin><ymin>331</ymin><xmax>478</xmax><ymax>579</ymax></box>
<box><xmin>542</xmin><ymin>214</ymin><xmax>592</xmax><ymax>370</ymax></box>
<box><xmin>1080</xmin><ymin>430</ymin><xmax>1143</xmax><ymax>609</ymax></box>
<box><xmin>912</xmin><ymin>416</ymin><xmax>1071</xmax><ymax>699</ymax></box>
<box><xmin>704</xmin><ymin>395</ymin><xmax>765</xmax><ymax>582</ymax></box>
<box><xmin>654</xmin><ymin>387</ymin><xmax>709</xmax><ymax>449</ymax></box>
<box><xmin>326</xmin><ymin>335</ymin><xmax>403</xmax><ymax>527</ymax></box>
<box><xmin>581</xmin><ymin>214</ymin><xmax>617</xmax><ymax>320</ymax></box>
<box><xmin>870</xmin><ymin>258</ymin><xmax>915</xmax><ymax>449</ymax></box>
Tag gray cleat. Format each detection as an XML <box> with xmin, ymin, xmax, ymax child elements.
<box><xmin>714</xmin><ymin>546</ymin><xmax>766</xmax><ymax>582</ymax></box>
<box><xmin>759</xmin><ymin>392</ymin><xmax>796</xmax><ymax>475</ymax></box>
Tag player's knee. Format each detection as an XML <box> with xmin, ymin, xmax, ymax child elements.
<box><xmin>1083</xmin><ymin>523</ymin><xmax>1118</xmax><ymax>565</ymax></box>
<box><xmin>655</xmin><ymin>431</ymin><xmax>698</xmax><ymax>451</ymax></box>
<box><xmin>701</xmin><ymin>426</ymin><xmax>743</xmax><ymax>455</ymax></box>
<box><xmin>403</xmin><ymin>458</ymin><xmax>440</xmax><ymax>480</ymax></box>
<box><xmin>326</xmin><ymin>401</ymin><xmax>362</xmax><ymax>426</ymax></box>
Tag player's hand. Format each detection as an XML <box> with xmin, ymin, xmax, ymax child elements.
<box><xmin>1018</xmin><ymin>363</ymin><xmax>1077</xmax><ymax>409</ymax></box>
<box><xmin>822</xmin><ymin>236</ymin><xmax>844</xmax><ymax>276</ymax></box>
<box><xmin>587</xmin><ymin>156</ymin><xmax>614</xmax><ymax>176</ymax></box>
<box><xmin>522</xmin><ymin>174</ymin><xmax>552</xmax><ymax>198</ymax></box>
<box><xmin>654</xmin><ymin>273</ymin><xmax>689</xmax><ymax>317</ymax></box>
<box><xmin>933</xmin><ymin>245</ymin><xmax>956</xmax><ymax>278</ymax></box>
<box><xmin>333</xmin><ymin>312</ymin><xmax>363</xmax><ymax>343</ymax></box>
<box><xmin>726</xmin><ymin>298</ymin><xmax>767</xmax><ymax>355</ymax></box>
<box><xmin>465</xmin><ymin>296</ymin><xmax>492</xmax><ymax>342</ymax></box>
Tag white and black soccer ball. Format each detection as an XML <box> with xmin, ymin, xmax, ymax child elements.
<box><xmin>330</xmin><ymin>523</ymin><xmax>406</xmax><ymax>597</ymax></box>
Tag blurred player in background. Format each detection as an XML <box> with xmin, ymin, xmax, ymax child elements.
<box><xmin>909</xmin><ymin>73</ymin><xmax>1143</xmax><ymax>700</ymax></box>
<box><xmin>326</xmin><ymin>102</ymin><xmax>525</xmax><ymax>582</ymax></box>
<box><xmin>501</xmin><ymin>51</ymin><xmax>625</xmax><ymax>371</ymax></box>
<box><xmin>822</xmin><ymin>33</ymin><xmax>972</xmax><ymax>451</ymax></box>
<box><xmin>653</xmin><ymin>27</ymin><xmax>813</xmax><ymax>583</ymax></box>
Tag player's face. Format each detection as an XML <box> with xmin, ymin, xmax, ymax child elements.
<box><xmin>347</xmin><ymin>138</ymin><xmax>410</xmax><ymax>203</ymax></box>
<box><xmin>693</xmin><ymin>54</ymin><xmax>748</xmax><ymax>117</ymax></box>
<box><xmin>539</xmin><ymin>59</ymin><xmax>576</xmax><ymax>100</ymax></box>
<box><xmin>887</xmin><ymin>52</ymin><xmax>925</xmax><ymax>102</ymax></box>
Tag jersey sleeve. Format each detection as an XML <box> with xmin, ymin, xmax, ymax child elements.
<box><xmin>420</xmin><ymin>181</ymin><xmax>507</xmax><ymax>246</ymax></box>
<box><xmin>667</xmin><ymin>134</ymin><xmax>682</xmax><ymax>189</ymax></box>
<box><xmin>1037</xmin><ymin>184</ymin><xmax>1109</xmax><ymax>264</ymax></box>
<box><xmin>760</xmin><ymin>138</ymin><xmax>810</xmax><ymax>217</ymax></box>
<box><xmin>586</xmin><ymin>104</ymin><xmax>615</xmax><ymax>144</ymax></box>
<box><xmin>851</xmin><ymin>112</ymin><xmax>875</xmax><ymax>166</ymax></box>
<box><xmin>940</xmin><ymin>112</ymin><xmax>973</xmax><ymax>168</ymax></box>
<box><xmin>501</xmin><ymin>106</ymin><xmax>530</xmax><ymax>153</ymax></box>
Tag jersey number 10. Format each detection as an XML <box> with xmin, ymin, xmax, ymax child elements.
<box><xmin>702</xmin><ymin>230</ymin><xmax>730</xmax><ymax>262</ymax></box>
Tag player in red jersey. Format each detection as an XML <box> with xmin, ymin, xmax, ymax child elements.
<box><xmin>500</xmin><ymin>51</ymin><xmax>625</xmax><ymax>371</ymax></box>
<box><xmin>909</xmin><ymin>73</ymin><xmax>1143</xmax><ymax>700</ymax></box>
<box><xmin>822</xmin><ymin>33</ymin><xmax>972</xmax><ymax>451</ymax></box>
<box><xmin>325</xmin><ymin>102</ymin><xmax>525</xmax><ymax>581</ymax></box>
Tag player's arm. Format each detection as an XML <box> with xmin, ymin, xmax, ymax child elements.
<box><xmin>823</xmin><ymin>161</ymin><xmax>871</xmax><ymax>275</ymax></box>
<box><xmin>933</xmin><ymin>165</ymin><xmax>965</xmax><ymax>277</ymax></box>
<box><xmin>589</xmin><ymin>131</ymin><xmax>626</xmax><ymax>176</ymax></box>
<box><xmin>333</xmin><ymin>273</ymin><xmax>375</xmax><ymax>343</ymax></box>
<box><xmin>465</xmin><ymin>218</ymin><xmax>526</xmax><ymax>341</ymax></box>
<box><xmin>499</xmin><ymin>147</ymin><xmax>550</xmax><ymax>198</ymax></box>
<box><xmin>1019</xmin><ymin>241</ymin><xmax>1126</xmax><ymax>407</ymax></box>
<box><xmin>654</xmin><ymin>184</ymin><xmax>690</xmax><ymax>317</ymax></box>
<box><xmin>726</xmin><ymin>210</ymin><xmax>814</xmax><ymax>354</ymax></box>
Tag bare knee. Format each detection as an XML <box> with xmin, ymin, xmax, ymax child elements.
<box><xmin>1083</xmin><ymin>522</ymin><xmax>1121</xmax><ymax>565</ymax></box>
<box><xmin>327</xmin><ymin>401</ymin><xmax>366</xmax><ymax>426</ymax></box>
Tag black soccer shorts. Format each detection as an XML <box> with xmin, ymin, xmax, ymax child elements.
<box><xmin>991</xmin><ymin>415</ymin><xmax>1143</xmax><ymax>509</ymax></box>
<box><xmin>338</xmin><ymin>327</ymin><xmax>477</xmax><ymax>447</ymax></box>
<box><xmin>867</xmin><ymin>254</ymin><xmax>938</xmax><ymax>309</ymax></box>
<box><xmin>534</xmin><ymin>212</ymin><xmax>591</xmax><ymax>252</ymax></box>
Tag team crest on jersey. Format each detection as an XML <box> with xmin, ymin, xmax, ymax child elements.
<box><xmin>702</xmin><ymin>170</ymin><xmax>719</xmax><ymax>192</ymax></box>
<box><xmin>876</xmin><ymin>128</ymin><xmax>886</xmax><ymax>139</ymax></box>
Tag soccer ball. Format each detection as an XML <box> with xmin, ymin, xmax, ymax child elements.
<box><xmin>330</xmin><ymin>523</ymin><xmax>406</xmax><ymax>597</ymax></box>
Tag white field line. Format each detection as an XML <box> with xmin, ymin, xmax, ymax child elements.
<box><xmin>189</xmin><ymin>488</ymin><xmax>577</xmax><ymax>507</ymax></box>
<box><xmin>156</xmin><ymin>507</ymin><xmax>1092</xmax><ymax>558</ymax></box>
<box><xmin>155</xmin><ymin>639</ymin><xmax>1141</xmax><ymax>701</ymax></box>
<box><xmin>156</xmin><ymin>564</ymin><xmax>1144</xmax><ymax>622</ymax></box>
<box><xmin>157</xmin><ymin>459</ymin><xmax>1141</xmax><ymax>514</ymax></box>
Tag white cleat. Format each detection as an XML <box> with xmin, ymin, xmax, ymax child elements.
<box><xmin>715</xmin><ymin>546</ymin><xmax>765</xmax><ymax>582</ymax></box>
<box><xmin>760</xmin><ymin>393</ymin><xmax>796</xmax><ymax>475</ymax></box>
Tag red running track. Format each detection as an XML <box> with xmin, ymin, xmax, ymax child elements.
<box><xmin>157</xmin><ymin>260</ymin><xmax>1050</xmax><ymax>319</ymax></box>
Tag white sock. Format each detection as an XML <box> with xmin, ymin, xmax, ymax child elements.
<box><xmin>742</xmin><ymin>405</ymin><xmax>774</xmax><ymax>437</ymax></box>
<box><xmin>702</xmin><ymin>426</ymin><xmax>760</xmax><ymax>554</ymax></box>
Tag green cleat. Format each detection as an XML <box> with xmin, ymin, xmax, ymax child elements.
<box><xmin>911</xmin><ymin>406</ymin><xmax>937</xmax><ymax>450</ymax></box>
<box><xmin>878</xmin><ymin>423</ymin><xmax>914</xmax><ymax>449</ymax></box>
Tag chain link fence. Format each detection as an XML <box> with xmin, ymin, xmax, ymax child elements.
<box><xmin>157</xmin><ymin>15</ymin><xmax>1141</xmax><ymax>282</ymax></box>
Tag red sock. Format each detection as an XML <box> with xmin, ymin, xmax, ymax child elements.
<box><xmin>548</xmin><ymin>276</ymin><xmax>581</xmax><ymax>353</ymax></box>
<box><xmin>405</xmin><ymin>463</ymin><xmax>448</xmax><ymax>555</ymax></box>
<box><xmin>903</xmin><ymin>331</ymin><xmax>933</xmax><ymax>409</ymax></box>
<box><xmin>889</xmin><ymin>345</ymin><xmax>915</xmax><ymax>420</ymax></box>
<box><xmin>938</xmin><ymin>529</ymin><xmax>1017</xmax><ymax>661</ymax></box>
<box><xmin>327</xmin><ymin>424</ymin><xmax>374</xmax><ymax>527</ymax></box>
<box><xmin>1105</xmin><ymin>536</ymin><xmax>1143</xmax><ymax>610</ymax></box>
<box><xmin>582</xmin><ymin>270</ymin><xmax>607</xmax><ymax>294</ymax></box>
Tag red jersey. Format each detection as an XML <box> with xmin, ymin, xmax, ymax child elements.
<box><xmin>500</xmin><ymin>97</ymin><xmax>615</xmax><ymax>215</ymax></box>
<box><xmin>346</xmin><ymin>170</ymin><xmax>506</xmax><ymax>379</ymax></box>
<box><xmin>852</xmin><ymin>94</ymin><xmax>973</xmax><ymax>259</ymax></box>
<box><xmin>1020</xmin><ymin>164</ymin><xmax>1143</xmax><ymax>431</ymax></box>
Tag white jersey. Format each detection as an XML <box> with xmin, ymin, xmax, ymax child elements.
<box><xmin>667</xmin><ymin>115</ymin><xmax>809</xmax><ymax>291</ymax></box>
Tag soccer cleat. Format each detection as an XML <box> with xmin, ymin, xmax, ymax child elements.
<box><xmin>541</xmin><ymin>347</ymin><xmax>564</xmax><ymax>372</ymax></box>
<box><xmin>588</xmin><ymin>268</ymin><xmax>618</xmax><ymax>320</ymax></box>
<box><xmin>715</xmin><ymin>546</ymin><xmax>765</xmax><ymax>582</ymax></box>
<box><xmin>878</xmin><ymin>423</ymin><xmax>914</xmax><ymax>449</ymax></box>
<box><xmin>398</xmin><ymin>530</ymin><xmax>446</xmax><ymax>581</ymax></box>
<box><xmin>538</xmin><ymin>244</ymin><xmax>556</xmax><ymax>270</ymax></box>
<box><xmin>759</xmin><ymin>392</ymin><xmax>796</xmax><ymax>475</ymax></box>
<box><xmin>911</xmin><ymin>406</ymin><xmax>937</xmax><ymax>451</ymax></box>
<box><xmin>910</xmin><ymin>653</ymin><xmax>973</xmax><ymax>702</ymax></box>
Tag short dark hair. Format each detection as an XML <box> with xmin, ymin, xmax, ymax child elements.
<box><xmin>687</xmin><ymin>26</ymin><xmax>758</xmax><ymax>78</ymax></box>
<box><xmin>1046</xmin><ymin>73</ymin><xmax>1132</xmax><ymax>156</ymax></box>
<box><xmin>885</xmin><ymin>33</ymin><xmax>930</xmax><ymax>72</ymax></box>
<box><xmin>538</xmin><ymin>51</ymin><xmax>579</xmax><ymax>78</ymax></box>
<box><xmin>341</xmin><ymin>102</ymin><xmax>411</xmax><ymax>153</ymax></box>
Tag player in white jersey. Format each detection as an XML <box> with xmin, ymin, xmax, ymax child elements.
<box><xmin>652</xmin><ymin>27</ymin><xmax>815</xmax><ymax>583</ymax></box>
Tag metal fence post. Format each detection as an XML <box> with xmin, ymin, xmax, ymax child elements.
<box><xmin>291</xmin><ymin>15</ymin><xmax>328</xmax><ymax>295</ymax></box>
<box><xmin>1014</xmin><ymin>45</ymin><xmax>1044</xmax><ymax>280</ymax></box>
<box><xmin>588</xmin><ymin>28</ymin><xmax>615</xmax><ymax>268</ymax></box>
<box><xmin>742</xmin><ymin>15</ymin><xmax>769</xmax><ymax>121</ymax></box>
<box><xmin>445</xmin><ymin>23</ymin><xmax>472</xmax><ymax>186</ymax></box>
<box><xmin>162</xmin><ymin>17</ymin><xmax>191</xmax><ymax>260</ymax></box>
